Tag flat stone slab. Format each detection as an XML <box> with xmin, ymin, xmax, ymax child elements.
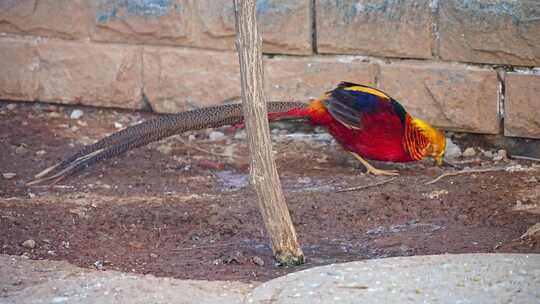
<box><xmin>0</xmin><ymin>255</ymin><xmax>255</xmax><ymax>304</ymax></box>
<box><xmin>1</xmin><ymin>254</ymin><xmax>539</xmax><ymax>303</ymax></box>
<box><xmin>249</xmin><ymin>254</ymin><xmax>540</xmax><ymax>304</ymax></box>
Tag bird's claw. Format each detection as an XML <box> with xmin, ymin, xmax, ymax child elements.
<box><xmin>366</xmin><ymin>168</ymin><xmax>400</xmax><ymax>176</ymax></box>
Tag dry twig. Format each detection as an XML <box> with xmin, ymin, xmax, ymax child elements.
<box><xmin>426</xmin><ymin>167</ymin><xmax>508</xmax><ymax>185</ymax></box>
<box><xmin>511</xmin><ymin>155</ymin><xmax>540</xmax><ymax>162</ymax></box>
<box><xmin>177</xmin><ymin>137</ymin><xmax>238</xmax><ymax>160</ymax></box>
<box><xmin>337</xmin><ymin>177</ymin><xmax>397</xmax><ymax>192</ymax></box>
<box><xmin>172</xmin><ymin>242</ymin><xmax>242</xmax><ymax>252</ymax></box>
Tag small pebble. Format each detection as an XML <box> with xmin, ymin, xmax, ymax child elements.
<box><xmin>208</xmin><ymin>131</ymin><xmax>226</xmax><ymax>141</ymax></box>
<box><xmin>252</xmin><ymin>256</ymin><xmax>265</xmax><ymax>266</ymax></box>
<box><xmin>7</xmin><ymin>104</ymin><xmax>17</xmax><ymax>111</ymax></box>
<box><xmin>457</xmin><ymin>214</ymin><xmax>468</xmax><ymax>221</ymax></box>
<box><xmin>493</xmin><ymin>149</ymin><xmax>507</xmax><ymax>161</ymax></box>
<box><xmin>22</xmin><ymin>239</ymin><xmax>36</xmax><ymax>249</ymax></box>
<box><xmin>36</xmin><ymin>150</ymin><xmax>46</xmax><ymax>156</ymax></box>
<box><xmin>150</xmin><ymin>253</ymin><xmax>158</xmax><ymax>258</ymax></box>
<box><xmin>462</xmin><ymin>147</ymin><xmax>476</xmax><ymax>158</ymax></box>
<box><xmin>2</xmin><ymin>172</ymin><xmax>16</xmax><ymax>180</ymax></box>
<box><xmin>47</xmin><ymin>112</ymin><xmax>61</xmax><ymax>118</ymax></box>
<box><xmin>234</xmin><ymin>130</ymin><xmax>247</xmax><ymax>140</ymax></box>
<box><xmin>70</xmin><ymin>109</ymin><xmax>84</xmax><ymax>119</ymax></box>
<box><xmin>444</xmin><ymin>138</ymin><xmax>461</xmax><ymax>159</ymax></box>
<box><xmin>481</xmin><ymin>150</ymin><xmax>493</xmax><ymax>158</ymax></box>
<box><xmin>94</xmin><ymin>260</ymin><xmax>104</xmax><ymax>270</ymax></box>
<box><xmin>15</xmin><ymin>145</ymin><xmax>28</xmax><ymax>154</ymax></box>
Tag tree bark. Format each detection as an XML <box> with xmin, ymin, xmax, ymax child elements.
<box><xmin>233</xmin><ymin>0</ymin><xmax>304</xmax><ymax>265</ymax></box>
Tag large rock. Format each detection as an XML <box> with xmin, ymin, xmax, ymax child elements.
<box><xmin>142</xmin><ymin>47</ymin><xmax>241</xmax><ymax>113</ymax></box>
<box><xmin>249</xmin><ymin>254</ymin><xmax>540</xmax><ymax>303</ymax></box>
<box><xmin>265</xmin><ymin>56</ymin><xmax>377</xmax><ymax>101</ymax></box>
<box><xmin>36</xmin><ymin>40</ymin><xmax>143</xmax><ymax>109</ymax></box>
<box><xmin>0</xmin><ymin>0</ymin><xmax>89</xmax><ymax>40</ymax></box>
<box><xmin>379</xmin><ymin>62</ymin><xmax>500</xmax><ymax>134</ymax></box>
<box><xmin>91</xmin><ymin>0</ymin><xmax>312</xmax><ymax>55</ymax></box>
<box><xmin>316</xmin><ymin>0</ymin><xmax>433</xmax><ymax>59</ymax></box>
<box><xmin>0</xmin><ymin>37</ymin><xmax>39</xmax><ymax>101</ymax></box>
<box><xmin>504</xmin><ymin>73</ymin><xmax>540</xmax><ymax>139</ymax></box>
<box><xmin>0</xmin><ymin>255</ymin><xmax>252</xmax><ymax>304</ymax></box>
<box><xmin>439</xmin><ymin>0</ymin><xmax>540</xmax><ymax>66</ymax></box>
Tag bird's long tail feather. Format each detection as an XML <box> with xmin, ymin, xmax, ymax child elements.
<box><xmin>28</xmin><ymin>101</ymin><xmax>310</xmax><ymax>186</ymax></box>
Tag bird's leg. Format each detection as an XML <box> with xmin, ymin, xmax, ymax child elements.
<box><xmin>350</xmin><ymin>152</ymin><xmax>399</xmax><ymax>176</ymax></box>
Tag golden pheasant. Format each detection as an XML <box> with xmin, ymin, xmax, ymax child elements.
<box><xmin>28</xmin><ymin>82</ymin><xmax>446</xmax><ymax>185</ymax></box>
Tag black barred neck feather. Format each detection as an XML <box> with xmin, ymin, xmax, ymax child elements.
<box><xmin>403</xmin><ymin>115</ymin><xmax>430</xmax><ymax>161</ymax></box>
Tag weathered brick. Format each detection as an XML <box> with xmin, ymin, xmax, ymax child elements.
<box><xmin>0</xmin><ymin>0</ymin><xmax>89</xmax><ymax>39</ymax></box>
<box><xmin>264</xmin><ymin>56</ymin><xmax>377</xmax><ymax>101</ymax></box>
<box><xmin>316</xmin><ymin>0</ymin><xmax>433</xmax><ymax>59</ymax></box>
<box><xmin>0</xmin><ymin>37</ymin><xmax>39</xmax><ymax>101</ymax></box>
<box><xmin>36</xmin><ymin>41</ymin><xmax>143</xmax><ymax>109</ymax></box>
<box><xmin>504</xmin><ymin>73</ymin><xmax>540</xmax><ymax>139</ymax></box>
<box><xmin>143</xmin><ymin>47</ymin><xmax>241</xmax><ymax>113</ymax></box>
<box><xmin>439</xmin><ymin>0</ymin><xmax>540</xmax><ymax>66</ymax></box>
<box><xmin>379</xmin><ymin>62</ymin><xmax>500</xmax><ymax>134</ymax></box>
<box><xmin>91</xmin><ymin>0</ymin><xmax>311</xmax><ymax>55</ymax></box>
<box><xmin>91</xmin><ymin>0</ymin><xmax>191</xmax><ymax>46</ymax></box>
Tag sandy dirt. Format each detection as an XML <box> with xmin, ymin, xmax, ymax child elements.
<box><xmin>1</xmin><ymin>102</ymin><xmax>539</xmax><ymax>282</ymax></box>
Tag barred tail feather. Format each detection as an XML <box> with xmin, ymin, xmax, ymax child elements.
<box><xmin>28</xmin><ymin>101</ymin><xmax>309</xmax><ymax>186</ymax></box>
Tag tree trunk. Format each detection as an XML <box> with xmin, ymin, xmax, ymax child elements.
<box><xmin>233</xmin><ymin>0</ymin><xmax>304</xmax><ymax>265</ymax></box>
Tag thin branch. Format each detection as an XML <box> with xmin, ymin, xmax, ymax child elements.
<box><xmin>425</xmin><ymin>167</ymin><xmax>508</xmax><ymax>185</ymax></box>
<box><xmin>511</xmin><ymin>155</ymin><xmax>540</xmax><ymax>162</ymax></box>
<box><xmin>177</xmin><ymin>137</ymin><xmax>238</xmax><ymax>160</ymax></box>
<box><xmin>171</xmin><ymin>242</ymin><xmax>242</xmax><ymax>252</ymax></box>
<box><xmin>337</xmin><ymin>177</ymin><xmax>397</xmax><ymax>192</ymax></box>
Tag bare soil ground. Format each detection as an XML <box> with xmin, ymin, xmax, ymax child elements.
<box><xmin>1</xmin><ymin>102</ymin><xmax>539</xmax><ymax>282</ymax></box>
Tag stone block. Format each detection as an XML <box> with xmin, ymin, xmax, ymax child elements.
<box><xmin>0</xmin><ymin>0</ymin><xmax>89</xmax><ymax>39</ymax></box>
<box><xmin>142</xmin><ymin>47</ymin><xmax>241</xmax><ymax>113</ymax></box>
<box><xmin>0</xmin><ymin>37</ymin><xmax>39</xmax><ymax>101</ymax></box>
<box><xmin>36</xmin><ymin>41</ymin><xmax>143</xmax><ymax>109</ymax></box>
<box><xmin>91</xmin><ymin>0</ymin><xmax>191</xmax><ymax>46</ymax></box>
<box><xmin>439</xmin><ymin>0</ymin><xmax>540</xmax><ymax>66</ymax></box>
<box><xmin>264</xmin><ymin>56</ymin><xmax>377</xmax><ymax>101</ymax></box>
<box><xmin>193</xmin><ymin>0</ymin><xmax>312</xmax><ymax>55</ymax></box>
<box><xmin>316</xmin><ymin>0</ymin><xmax>433</xmax><ymax>59</ymax></box>
<box><xmin>91</xmin><ymin>0</ymin><xmax>311</xmax><ymax>55</ymax></box>
<box><xmin>504</xmin><ymin>73</ymin><xmax>540</xmax><ymax>139</ymax></box>
<box><xmin>379</xmin><ymin>62</ymin><xmax>500</xmax><ymax>134</ymax></box>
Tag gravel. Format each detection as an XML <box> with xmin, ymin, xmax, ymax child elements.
<box><xmin>69</xmin><ymin>109</ymin><xmax>84</xmax><ymax>120</ymax></box>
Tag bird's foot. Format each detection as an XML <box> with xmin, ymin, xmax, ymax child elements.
<box><xmin>365</xmin><ymin>167</ymin><xmax>399</xmax><ymax>176</ymax></box>
<box><xmin>349</xmin><ymin>152</ymin><xmax>400</xmax><ymax>176</ymax></box>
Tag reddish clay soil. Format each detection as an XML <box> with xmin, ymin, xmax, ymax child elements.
<box><xmin>1</xmin><ymin>102</ymin><xmax>539</xmax><ymax>282</ymax></box>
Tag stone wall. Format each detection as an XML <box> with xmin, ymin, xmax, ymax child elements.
<box><xmin>0</xmin><ymin>0</ymin><xmax>539</xmax><ymax>138</ymax></box>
